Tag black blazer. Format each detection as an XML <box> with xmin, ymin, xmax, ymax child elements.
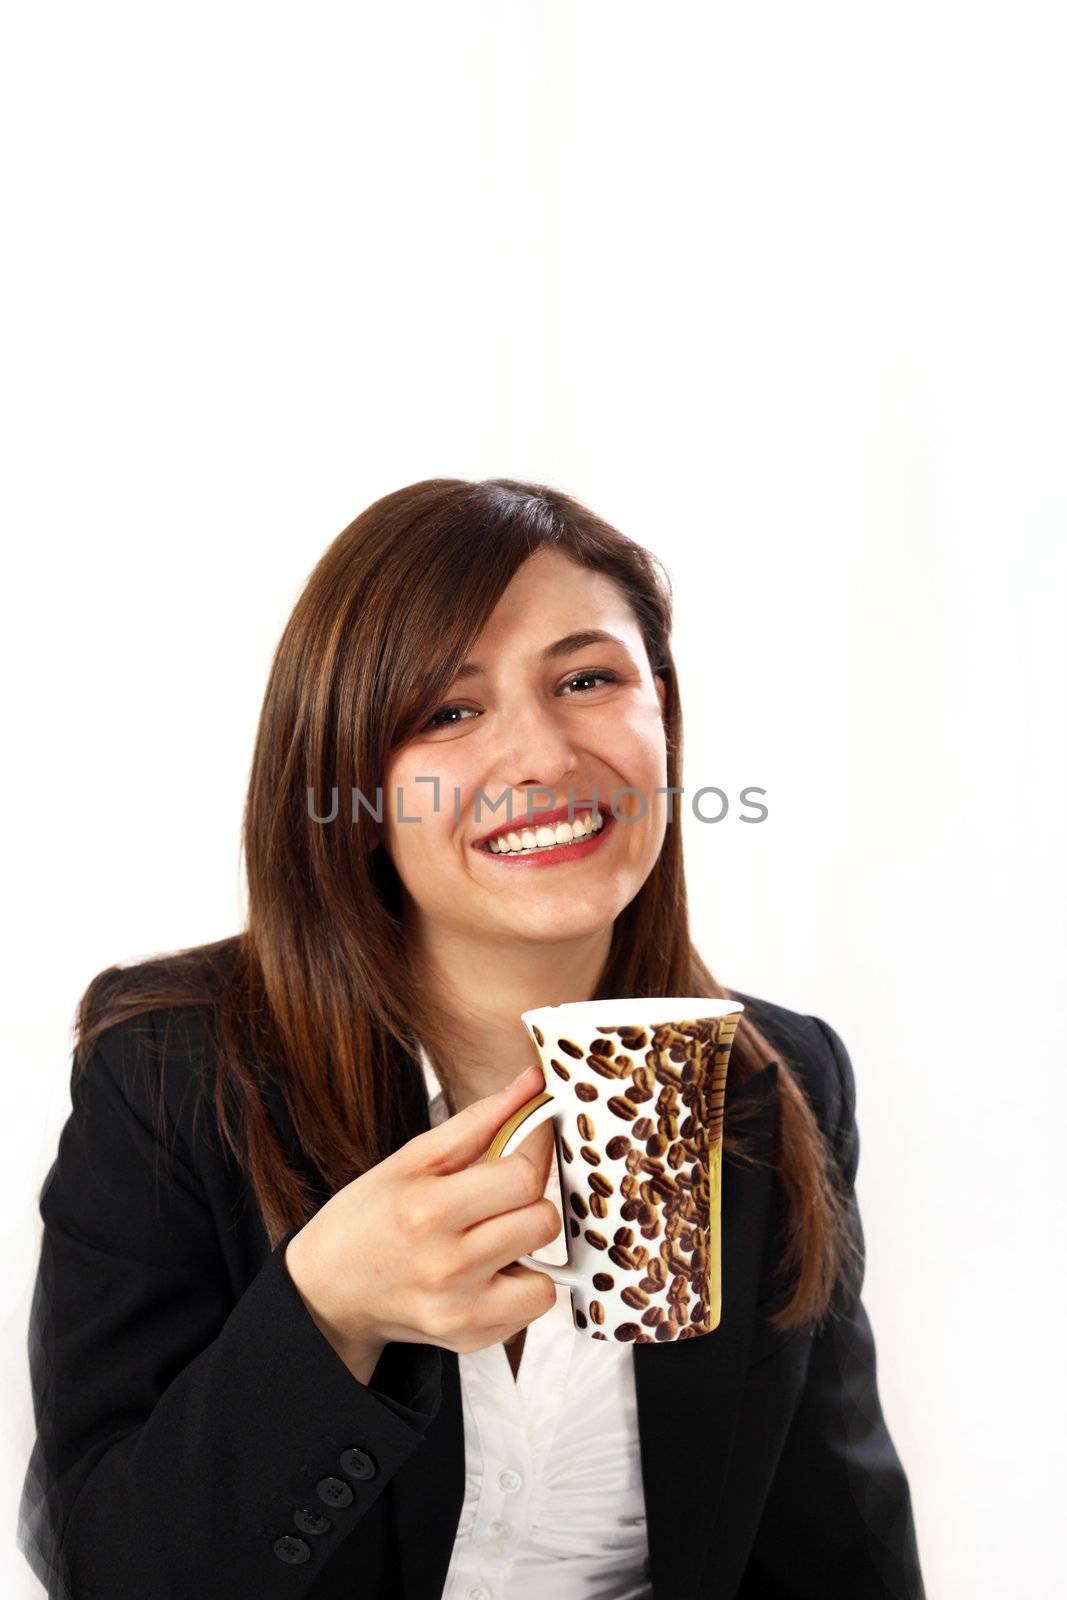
<box><xmin>19</xmin><ymin>989</ymin><xmax>926</xmax><ymax>1599</ymax></box>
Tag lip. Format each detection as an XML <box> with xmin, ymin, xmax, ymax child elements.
<box><xmin>473</xmin><ymin>808</ymin><xmax>616</xmax><ymax>867</ymax></box>
<box><xmin>471</xmin><ymin>800</ymin><xmax>603</xmax><ymax>849</ymax></box>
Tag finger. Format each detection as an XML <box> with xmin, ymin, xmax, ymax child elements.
<box><xmin>399</xmin><ymin>1062</ymin><xmax>545</xmax><ymax>1177</ymax></box>
<box><xmin>475</xmin><ymin>1262</ymin><xmax>560</xmax><ymax>1327</ymax></box>
<box><xmin>450</xmin><ymin>1313</ymin><xmax>552</xmax><ymax>1355</ymax></box>
<box><xmin>421</xmin><ymin>1143</ymin><xmax>550</xmax><ymax>1231</ymax></box>
<box><xmin>458</xmin><ymin>1196</ymin><xmax>564</xmax><ymax>1279</ymax></box>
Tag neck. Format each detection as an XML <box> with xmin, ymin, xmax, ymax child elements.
<box><xmin>411</xmin><ymin>919</ymin><xmax>614</xmax><ymax>1111</ymax></box>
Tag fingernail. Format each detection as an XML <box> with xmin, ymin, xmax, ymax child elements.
<box><xmin>506</xmin><ymin>1063</ymin><xmax>538</xmax><ymax>1090</ymax></box>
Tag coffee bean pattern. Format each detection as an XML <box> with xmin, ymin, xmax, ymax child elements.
<box><xmin>541</xmin><ymin>1012</ymin><xmax>741</xmax><ymax>1344</ymax></box>
<box><xmin>606</xmin><ymin>1095</ymin><xmax>638</xmax><ymax>1121</ymax></box>
<box><xmin>587</xmin><ymin>1055</ymin><xmax>624</xmax><ymax>1080</ymax></box>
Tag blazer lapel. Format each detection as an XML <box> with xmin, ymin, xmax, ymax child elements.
<box><xmin>634</xmin><ymin>1059</ymin><xmax>780</xmax><ymax>1600</ymax></box>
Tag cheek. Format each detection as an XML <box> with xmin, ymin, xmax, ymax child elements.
<box><xmin>389</xmin><ymin>746</ymin><xmax>487</xmax><ymax>838</ymax></box>
<box><xmin>382</xmin><ymin>757</ymin><xmax>471</xmax><ymax>880</ymax></box>
<box><xmin>596</xmin><ymin>703</ymin><xmax>667</xmax><ymax>782</ymax></box>
<box><xmin>594</xmin><ymin>708</ymin><xmax>668</xmax><ymax>837</ymax></box>
<box><xmin>381</xmin><ymin>764</ymin><xmax>437</xmax><ymax>855</ymax></box>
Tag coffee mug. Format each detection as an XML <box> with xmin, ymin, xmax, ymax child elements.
<box><xmin>482</xmin><ymin>997</ymin><xmax>744</xmax><ymax>1344</ymax></box>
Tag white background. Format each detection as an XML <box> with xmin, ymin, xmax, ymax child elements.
<box><xmin>3</xmin><ymin>4</ymin><xmax>1064</xmax><ymax>1596</ymax></box>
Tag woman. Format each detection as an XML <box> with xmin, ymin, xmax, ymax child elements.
<box><xmin>20</xmin><ymin>479</ymin><xmax>925</xmax><ymax>1599</ymax></box>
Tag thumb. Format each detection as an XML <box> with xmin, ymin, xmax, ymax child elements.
<box><xmin>409</xmin><ymin>1062</ymin><xmax>545</xmax><ymax>1175</ymax></box>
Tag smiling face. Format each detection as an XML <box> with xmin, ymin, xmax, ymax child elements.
<box><xmin>380</xmin><ymin>548</ymin><xmax>669</xmax><ymax>951</ymax></box>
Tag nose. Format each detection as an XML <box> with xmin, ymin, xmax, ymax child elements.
<box><xmin>496</xmin><ymin>699</ymin><xmax>580</xmax><ymax>810</ymax></box>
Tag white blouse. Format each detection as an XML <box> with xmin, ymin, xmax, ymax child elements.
<box><xmin>418</xmin><ymin>1043</ymin><xmax>653</xmax><ymax>1600</ymax></box>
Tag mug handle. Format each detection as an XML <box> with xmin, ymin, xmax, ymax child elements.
<box><xmin>481</xmin><ymin>1091</ymin><xmax>585</xmax><ymax>1290</ymax></box>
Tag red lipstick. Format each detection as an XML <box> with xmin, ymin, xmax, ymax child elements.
<box><xmin>471</xmin><ymin>800</ymin><xmax>602</xmax><ymax>849</ymax></box>
<box><xmin>472</xmin><ymin>803</ymin><xmax>616</xmax><ymax>867</ymax></box>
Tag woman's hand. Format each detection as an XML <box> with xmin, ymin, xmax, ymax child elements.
<box><xmin>284</xmin><ymin>1063</ymin><xmax>561</xmax><ymax>1382</ymax></box>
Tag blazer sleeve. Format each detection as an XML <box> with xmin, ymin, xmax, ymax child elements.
<box><xmin>18</xmin><ymin>1021</ymin><xmax>444</xmax><ymax>1600</ymax></box>
<box><xmin>736</xmin><ymin>1017</ymin><xmax>927</xmax><ymax>1600</ymax></box>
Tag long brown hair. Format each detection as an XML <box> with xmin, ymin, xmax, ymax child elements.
<box><xmin>73</xmin><ymin>479</ymin><xmax>859</xmax><ymax>1335</ymax></box>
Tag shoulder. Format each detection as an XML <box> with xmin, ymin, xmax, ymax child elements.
<box><xmin>728</xmin><ymin>987</ymin><xmax>855</xmax><ymax>1140</ymax></box>
<box><xmin>74</xmin><ymin>986</ymin><xmax>226</xmax><ymax>1169</ymax></box>
<box><xmin>45</xmin><ymin>991</ymin><xmax>235</xmax><ymax>1270</ymax></box>
<box><xmin>84</xmin><ymin>990</ymin><xmax>218</xmax><ymax>1082</ymax></box>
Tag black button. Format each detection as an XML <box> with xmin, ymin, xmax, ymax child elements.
<box><xmin>316</xmin><ymin>1475</ymin><xmax>353</xmax><ymax>1509</ymax></box>
<box><xmin>294</xmin><ymin>1507</ymin><xmax>332</xmax><ymax>1537</ymax></box>
<box><xmin>273</xmin><ymin>1535</ymin><xmax>311</xmax><ymax>1565</ymax></box>
<box><xmin>340</xmin><ymin>1446</ymin><xmax>378</xmax><ymax>1482</ymax></box>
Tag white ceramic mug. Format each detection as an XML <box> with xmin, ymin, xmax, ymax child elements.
<box><xmin>481</xmin><ymin>997</ymin><xmax>744</xmax><ymax>1344</ymax></box>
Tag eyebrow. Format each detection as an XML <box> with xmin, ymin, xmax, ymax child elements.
<box><xmin>450</xmin><ymin>629</ymin><xmax>633</xmax><ymax>682</ymax></box>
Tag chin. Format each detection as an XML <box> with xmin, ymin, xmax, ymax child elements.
<box><xmin>496</xmin><ymin>898</ymin><xmax>621</xmax><ymax>944</ymax></box>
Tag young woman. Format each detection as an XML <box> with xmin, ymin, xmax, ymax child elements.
<box><xmin>20</xmin><ymin>479</ymin><xmax>926</xmax><ymax>1599</ymax></box>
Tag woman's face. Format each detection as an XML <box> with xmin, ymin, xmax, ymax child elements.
<box><xmin>380</xmin><ymin>548</ymin><xmax>669</xmax><ymax>949</ymax></box>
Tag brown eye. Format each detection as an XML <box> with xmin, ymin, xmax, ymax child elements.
<box><xmin>559</xmin><ymin>670</ymin><xmax>617</xmax><ymax>696</ymax></box>
<box><xmin>423</xmin><ymin>704</ymin><xmax>480</xmax><ymax>730</ymax></box>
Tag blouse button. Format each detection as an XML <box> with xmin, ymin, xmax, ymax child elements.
<box><xmin>497</xmin><ymin>1468</ymin><xmax>523</xmax><ymax>1494</ymax></box>
<box><xmin>489</xmin><ymin>1519</ymin><xmax>512</xmax><ymax>1539</ymax></box>
<box><xmin>466</xmin><ymin>1587</ymin><xmax>493</xmax><ymax>1600</ymax></box>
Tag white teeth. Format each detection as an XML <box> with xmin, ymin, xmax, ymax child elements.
<box><xmin>484</xmin><ymin>810</ymin><xmax>605</xmax><ymax>855</ymax></box>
